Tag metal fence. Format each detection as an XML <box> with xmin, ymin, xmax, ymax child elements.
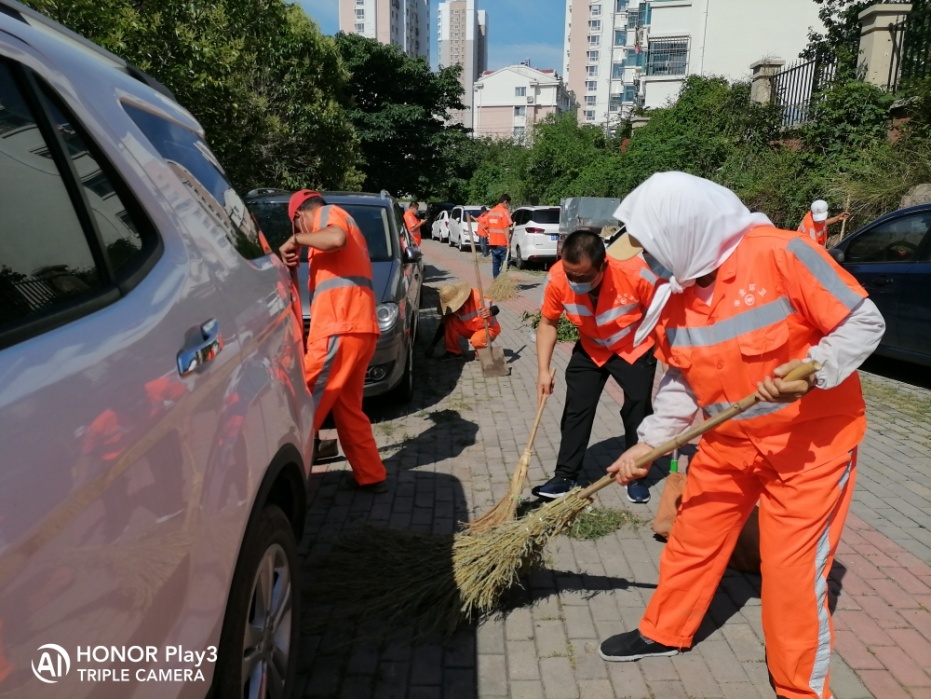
<box><xmin>901</xmin><ymin>0</ymin><xmax>931</xmax><ymax>84</ymax></box>
<box><xmin>770</xmin><ymin>56</ymin><xmax>838</xmax><ymax>127</ymax></box>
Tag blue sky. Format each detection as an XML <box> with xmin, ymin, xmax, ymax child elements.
<box><xmin>298</xmin><ymin>0</ymin><xmax>566</xmax><ymax>73</ymax></box>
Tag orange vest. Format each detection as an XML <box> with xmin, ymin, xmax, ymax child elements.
<box><xmin>655</xmin><ymin>226</ymin><xmax>867</xmax><ymax>471</ymax></box>
<box><xmin>404</xmin><ymin>209</ymin><xmax>422</xmax><ymax>246</ymax></box>
<box><xmin>477</xmin><ymin>203</ymin><xmax>512</xmax><ymax>247</ymax></box>
<box><xmin>453</xmin><ymin>289</ymin><xmax>500</xmax><ymax>334</ymax></box>
<box><xmin>542</xmin><ymin>256</ymin><xmax>659</xmax><ymax>366</ymax></box>
<box><xmin>798</xmin><ymin>211</ymin><xmax>827</xmax><ymax>247</ymax></box>
<box><xmin>306</xmin><ymin>205</ymin><xmax>379</xmax><ymax>338</ymax></box>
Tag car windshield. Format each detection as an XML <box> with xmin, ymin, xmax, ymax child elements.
<box><xmin>248</xmin><ymin>201</ymin><xmax>395</xmax><ymax>262</ymax></box>
<box><xmin>465</xmin><ymin>208</ymin><xmax>483</xmax><ymax>219</ymax></box>
<box><xmin>528</xmin><ymin>208</ymin><xmax>560</xmax><ymax>224</ymax></box>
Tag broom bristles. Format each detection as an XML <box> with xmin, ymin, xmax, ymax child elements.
<box><xmin>488</xmin><ymin>273</ymin><xmax>518</xmax><ymax>301</ymax></box>
<box><xmin>463</xmin><ymin>451</ymin><xmax>532</xmax><ymax>533</ymax></box>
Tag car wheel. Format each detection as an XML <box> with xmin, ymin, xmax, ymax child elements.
<box><xmin>515</xmin><ymin>246</ymin><xmax>526</xmax><ymax>270</ymax></box>
<box><xmin>213</xmin><ymin>505</ymin><xmax>299</xmax><ymax>699</ymax></box>
<box><xmin>388</xmin><ymin>333</ymin><xmax>415</xmax><ymax>404</ymax></box>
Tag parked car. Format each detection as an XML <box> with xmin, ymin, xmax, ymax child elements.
<box><xmin>0</xmin><ymin>4</ymin><xmax>314</xmax><ymax>698</ymax></box>
<box><xmin>245</xmin><ymin>189</ymin><xmax>423</xmax><ymax>402</ymax></box>
<box><xmin>426</xmin><ymin>201</ymin><xmax>455</xmax><ymax>240</ymax></box>
<box><xmin>510</xmin><ymin>206</ymin><xmax>561</xmax><ymax>269</ymax></box>
<box><xmin>829</xmin><ymin>203</ymin><xmax>931</xmax><ymax>366</ymax></box>
<box><xmin>432</xmin><ymin>209</ymin><xmax>452</xmax><ymax>243</ymax></box>
<box><xmin>448</xmin><ymin>204</ymin><xmax>486</xmax><ymax>251</ymax></box>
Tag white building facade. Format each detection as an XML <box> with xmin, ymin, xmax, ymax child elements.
<box><xmin>438</xmin><ymin>0</ymin><xmax>488</xmax><ymax>127</ymax></box>
<box><xmin>563</xmin><ymin>0</ymin><xmax>823</xmax><ymax>131</ymax></box>
<box><xmin>339</xmin><ymin>0</ymin><xmax>430</xmax><ymax>60</ymax></box>
<box><xmin>472</xmin><ymin>65</ymin><xmax>577</xmax><ymax>142</ymax></box>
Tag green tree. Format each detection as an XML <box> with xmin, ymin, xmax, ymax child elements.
<box><xmin>334</xmin><ymin>32</ymin><xmax>466</xmax><ymax>198</ymax></box>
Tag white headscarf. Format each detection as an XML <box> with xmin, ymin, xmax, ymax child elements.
<box><xmin>614</xmin><ymin>172</ymin><xmax>773</xmax><ymax>346</ymax></box>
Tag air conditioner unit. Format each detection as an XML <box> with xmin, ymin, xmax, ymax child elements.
<box><xmin>527</xmin><ymin>96</ymin><xmax>535</xmax><ymax>104</ymax></box>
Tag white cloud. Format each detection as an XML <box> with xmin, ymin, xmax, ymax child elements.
<box><xmin>487</xmin><ymin>42</ymin><xmax>564</xmax><ymax>73</ymax></box>
<box><xmin>298</xmin><ymin>0</ymin><xmax>339</xmax><ymax>34</ymax></box>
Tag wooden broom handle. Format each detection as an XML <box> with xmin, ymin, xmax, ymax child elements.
<box><xmin>523</xmin><ymin>368</ymin><xmax>557</xmax><ymax>456</ymax></box>
<box><xmin>576</xmin><ymin>361</ymin><xmax>821</xmax><ymax>500</ymax></box>
<box><xmin>466</xmin><ymin>213</ymin><xmax>494</xmax><ymax>343</ymax></box>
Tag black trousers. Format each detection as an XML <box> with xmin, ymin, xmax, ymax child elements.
<box><xmin>554</xmin><ymin>342</ymin><xmax>656</xmax><ymax>481</ymax></box>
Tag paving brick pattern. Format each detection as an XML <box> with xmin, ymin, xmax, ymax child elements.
<box><xmin>296</xmin><ymin>239</ymin><xmax>931</xmax><ymax>698</ymax></box>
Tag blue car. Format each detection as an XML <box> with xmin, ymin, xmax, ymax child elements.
<box><xmin>830</xmin><ymin>203</ymin><xmax>931</xmax><ymax>366</ymax></box>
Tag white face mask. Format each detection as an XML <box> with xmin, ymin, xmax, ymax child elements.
<box><xmin>567</xmin><ymin>279</ymin><xmax>595</xmax><ymax>294</ymax></box>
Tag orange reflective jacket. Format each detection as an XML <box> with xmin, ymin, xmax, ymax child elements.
<box><xmin>654</xmin><ymin>226</ymin><xmax>868</xmax><ymax>471</ymax></box>
<box><xmin>450</xmin><ymin>289</ymin><xmax>500</xmax><ymax>335</ymax></box>
<box><xmin>306</xmin><ymin>205</ymin><xmax>379</xmax><ymax>339</ymax></box>
<box><xmin>542</xmin><ymin>256</ymin><xmax>660</xmax><ymax>366</ymax></box>
<box><xmin>404</xmin><ymin>209</ymin><xmax>422</xmax><ymax>246</ymax></box>
<box><xmin>477</xmin><ymin>203</ymin><xmax>512</xmax><ymax>247</ymax></box>
<box><xmin>798</xmin><ymin>211</ymin><xmax>827</xmax><ymax>247</ymax></box>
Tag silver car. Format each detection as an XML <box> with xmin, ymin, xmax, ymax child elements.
<box><xmin>0</xmin><ymin>3</ymin><xmax>313</xmax><ymax>697</ymax></box>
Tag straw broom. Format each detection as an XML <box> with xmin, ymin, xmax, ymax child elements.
<box><xmin>308</xmin><ymin>362</ymin><xmax>819</xmax><ymax>634</ymax></box>
<box><xmin>465</xmin><ymin>368</ymin><xmax>557</xmax><ymax>533</ymax></box>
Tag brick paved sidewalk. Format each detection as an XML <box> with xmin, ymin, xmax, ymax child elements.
<box><xmin>297</xmin><ymin>239</ymin><xmax>931</xmax><ymax>699</ymax></box>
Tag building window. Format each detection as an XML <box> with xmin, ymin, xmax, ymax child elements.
<box><xmin>356</xmin><ymin>0</ymin><xmax>364</xmax><ymax>4</ymax></box>
<box><xmin>590</xmin><ymin>4</ymin><xmax>601</xmax><ymax>15</ymax></box>
<box><xmin>514</xmin><ymin>106</ymin><xmax>526</xmax><ymax>117</ymax></box>
<box><xmin>513</xmin><ymin>126</ymin><xmax>526</xmax><ymax>140</ymax></box>
<box><xmin>623</xmin><ymin>85</ymin><xmax>637</xmax><ymax>102</ymax></box>
<box><xmin>515</xmin><ymin>86</ymin><xmax>527</xmax><ymax>97</ymax></box>
<box><xmin>584</xmin><ymin>110</ymin><xmax>596</xmax><ymax>121</ymax></box>
<box><xmin>586</xmin><ymin>65</ymin><xmax>598</xmax><ymax>76</ymax></box>
<box><xmin>585</xmin><ymin>95</ymin><xmax>597</xmax><ymax>106</ymax></box>
<box><xmin>612</xmin><ymin>62</ymin><xmax>625</xmax><ymax>78</ymax></box>
<box><xmin>355</xmin><ymin>22</ymin><xmax>365</xmax><ymax>31</ymax></box>
<box><xmin>615</xmin><ymin>30</ymin><xmax>626</xmax><ymax>46</ymax></box>
<box><xmin>588</xmin><ymin>34</ymin><xmax>600</xmax><ymax>45</ymax></box>
<box><xmin>609</xmin><ymin>94</ymin><xmax>622</xmax><ymax>112</ymax></box>
<box><xmin>356</xmin><ymin>9</ymin><xmax>364</xmax><ymax>18</ymax></box>
<box><xmin>615</xmin><ymin>0</ymin><xmax>627</xmax><ymax>10</ymax></box>
<box><xmin>646</xmin><ymin>37</ymin><xmax>689</xmax><ymax>76</ymax></box>
<box><xmin>585</xmin><ymin>80</ymin><xmax>598</xmax><ymax>91</ymax></box>
<box><xmin>586</xmin><ymin>50</ymin><xmax>599</xmax><ymax>62</ymax></box>
<box><xmin>588</xmin><ymin>20</ymin><xmax>601</xmax><ymax>30</ymax></box>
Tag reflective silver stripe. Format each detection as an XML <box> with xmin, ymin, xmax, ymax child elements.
<box><xmin>640</xmin><ymin>267</ymin><xmax>658</xmax><ymax>284</ymax></box>
<box><xmin>593</xmin><ymin>325</ymin><xmax>633</xmax><ymax>347</ymax></box>
<box><xmin>317</xmin><ymin>205</ymin><xmax>334</xmax><ymax>226</ymax></box>
<box><xmin>809</xmin><ymin>455</ymin><xmax>852</xmax><ymax>697</ymax></box>
<box><xmin>543</xmin><ymin>274</ymin><xmax>552</xmax><ymax>296</ymax></box>
<box><xmin>702</xmin><ymin>399</ymin><xmax>792</xmax><ymax>421</ymax></box>
<box><xmin>788</xmin><ymin>238</ymin><xmax>862</xmax><ymax>311</ymax></box>
<box><xmin>596</xmin><ymin>303</ymin><xmax>637</xmax><ymax>325</ymax></box>
<box><xmin>314</xmin><ymin>276</ymin><xmax>374</xmax><ymax>295</ymax></box>
<box><xmin>458</xmin><ymin>309</ymin><xmax>480</xmax><ymax>321</ymax></box>
<box><xmin>311</xmin><ymin>335</ymin><xmax>340</xmax><ymax>406</ymax></box>
<box><xmin>667</xmin><ymin>296</ymin><xmax>795</xmax><ymax>348</ymax></box>
<box><xmin>564</xmin><ymin>303</ymin><xmax>593</xmax><ymax>317</ymax></box>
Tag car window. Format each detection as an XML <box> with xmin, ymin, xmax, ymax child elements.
<box><xmin>529</xmin><ymin>208</ymin><xmax>561</xmax><ymax>225</ymax></box>
<box><xmin>122</xmin><ymin>104</ymin><xmax>266</xmax><ymax>260</ymax></box>
<box><xmin>452</xmin><ymin>208</ymin><xmax>461</xmax><ymax>222</ymax></box>
<box><xmin>340</xmin><ymin>204</ymin><xmax>394</xmax><ymax>261</ymax></box>
<box><xmin>0</xmin><ymin>61</ymin><xmax>105</xmax><ymax>341</ymax></box>
<box><xmin>464</xmin><ymin>208</ymin><xmax>483</xmax><ymax>220</ymax></box>
<box><xmin>846</xmin><ymin>212</ymin><xmax>931</xmax><ymax>264</ymax></box>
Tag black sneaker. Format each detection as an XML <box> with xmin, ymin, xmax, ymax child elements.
<box><xmin>531</xmin><ymin>476</ymin><xmax>578</xmax><ymax>500</ymax></box>
<box><xmin>599</xmin><ymin>630</ymin><xmax>679</xmax><ymax>662</ymax></box>
<box><xmin>358</xmin><ymin>480</ymin><xmax>389</xmax><ymax>494</ymax></box>
<box><xmin>438</xmin><ymin>351</ymin><xmax>463</xmax><ymax>361</ymax></box>
<box><xmin>626</xmin><ymin>479</ymin><xmax>651</xmax><ymax>504</ymax></box>
<box><xmin>313</xmin><ymin>438</ymin><xmax>339</xmax><ymax>464</ymax></box>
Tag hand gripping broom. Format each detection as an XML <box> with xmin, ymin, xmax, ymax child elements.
<box><xmin>465</xmin><ymin>368</ymin><xmax>557</xmax><ymax>533</ymax></box>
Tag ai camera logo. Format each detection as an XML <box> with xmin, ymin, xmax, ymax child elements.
<box><xmin>32</xmin><ymin>644</ymin><xmax>71</xmax><ymax>684</ymax></box>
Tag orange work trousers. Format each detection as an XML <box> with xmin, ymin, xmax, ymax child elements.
<box><xmin>444</xmin><ymin>317</ymin><xmax>500</xmax><ymax>355</ymax></box>
<box><xmin>640</xmin><ymin>447</ymin><xmax>857</xmax><ymax>699</ymax></box>
<box><xmin>304</xmin><ymin>332</ymin><xmax>386</xmax><ymax>486</ymax></box>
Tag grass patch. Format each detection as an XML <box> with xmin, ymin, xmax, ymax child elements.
<box><xmin>521</xmin><ymin>310</ymin><xmax>580</xmax><ymax>343</ymax></box>
<box><xmin>565</xmin><ymin>507</ymin><xmax>646</xmax><ymax>540</ymax></box>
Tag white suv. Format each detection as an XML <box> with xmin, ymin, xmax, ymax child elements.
<box><xmin>0</xmin><ymin>3</ymin><xmax>313</xmax><ymax>697</ymax></box>
<box><xmin>509</xmin><ymin>206</ymin><xmax>561</xmax><ymax>268</ymax></box>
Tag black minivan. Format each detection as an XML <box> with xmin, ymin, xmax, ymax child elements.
<box><xmin>246</xmin><ymin>189</ymin><xmax>424</xmax><ymax>401</ymax></box>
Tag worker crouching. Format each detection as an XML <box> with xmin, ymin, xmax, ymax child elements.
<box><xmin>429</xmin><ymin>282</ymin><xmax>501</xmax><ymax>360</ymax></box>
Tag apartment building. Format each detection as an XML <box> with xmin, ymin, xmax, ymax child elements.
<box><xmin>438</xmin><ymin>0</ymin><xmax>488</xmax><ymax>127</ymax></box>
<box><xmin>472</xmin><ymin>64</ymin><xmax>577</xmax><ymax>141</ymax></box>
<box><xmin>339</xmin><ymin>0</ymin><xmax>430</xmax><ymax>60</ymax></box>
<box><xmin>563</xmin><ymin>0</ymin><xmax>822</xmax><ymax>131</ymax></box>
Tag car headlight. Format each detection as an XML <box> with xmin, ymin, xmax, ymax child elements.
<box><xmin>376</xmin><ymin>303</ymin><xmax>400</xmax><ymax>333</ymax></box>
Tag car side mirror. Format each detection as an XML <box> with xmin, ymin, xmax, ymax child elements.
<box><xmin>404</xmin><ymin>247</ymin><xmax>423</xmax><ymax>263</ymax></box>
<box><xmin>828</xmin><ymin>248</ymin><xmax>845</xmax><ymax>264</ymax></box>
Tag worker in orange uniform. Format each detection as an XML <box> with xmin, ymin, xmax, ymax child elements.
<box><xmin>798</xmin><ymin>199</ymin><xmax>850</xmax><ymax>247</ymax></box>
<box><xmin>279</xmin><ymin>190</ymin><xmax>388</xmax><ymax>493</ymax></box>
<box><xmin>600</xmin><ymin>172</ymin><xmax>885</xmax><ymax>699</ymax></box>
<box><xmin>427</xmin><ymin>282</ymin><xmax>501</xmax><ymax>359</ymax></box>
<box><xmin>476</xmin><ymin>194</ymin><xmax>513</xmax><ymax>278</ymax></box>
<box><xmin>531</xmin><ymin>230</ymin><xmax>661</xmax><ymax>503</ymax></box>
<box><xmin>404</xmin><ymin>202</ymin><xmax>425</xmax><ymax>246</ymax></box>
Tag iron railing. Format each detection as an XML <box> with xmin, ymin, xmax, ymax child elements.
<box><xmin>770</xmin><ymin>56</ymin><xmax>838</xmax><ymax>127</ymax></box>
<box><xmin>901</xmin><ymin>0</ymin><xmax>931</xmax><ymax>83</ymax></box>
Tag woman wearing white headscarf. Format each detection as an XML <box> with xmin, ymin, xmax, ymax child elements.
<box><xmin>599</xmin><ymin>172</ymin><xmax>885</xmax><ymax>699</ymax></box>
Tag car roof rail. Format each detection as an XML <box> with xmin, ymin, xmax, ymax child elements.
<box><xmin>0</xmin><ymin>0</ymin><xmax>176</xmax><ymax>100</ymax></box>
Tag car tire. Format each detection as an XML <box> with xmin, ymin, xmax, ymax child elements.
<box><xmin>515</xmin><ymin>246</ymin><xmax>526</xmax><ymax>270</ymax></box>
<box><xmin>213</xmin><ymin>504</ymin><xmax>300</xmax><ymax>699</ymax></box>
<box><xmin>389</xmin><ymin>331</ymin><xmax>415</xmax><ymax>404</ymax></box>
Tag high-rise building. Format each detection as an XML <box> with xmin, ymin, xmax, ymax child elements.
<box><xmin>563</xmin><ymin>0</ymin><xmax>823</xmax><ymax>134</ymax></box>
<box><xmin>438</xmin><ymin>0</ymin><xmax>488</xmax><ymax>128</ymax></box>
<box><xmin>339</xmin><ymin>0</ymin><xmax>429</xmax><ymax>60</ymax></box>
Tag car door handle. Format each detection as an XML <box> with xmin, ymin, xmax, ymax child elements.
<box><xmin>872</xmin><ymin>276</ymin><xmax>895</xmax><ymax>287</ymax></box>
<box><xmin>177</xmin><ymin>319</ymin><xmax>223</xmax><ymax>376</ymax></box>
